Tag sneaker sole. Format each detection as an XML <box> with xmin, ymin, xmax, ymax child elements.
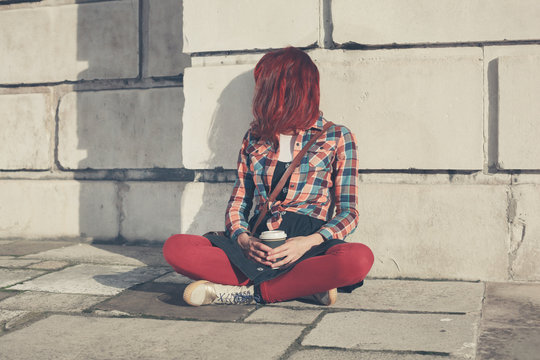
<box><xmin>183</xmin><ymin>280</ymin><xmax>210</xmax><ymax>306</ymax></box>
<box><xmin>327</xmin><ymin>288</ymin><xmax>337</xmax><ymax>306</ymax></box>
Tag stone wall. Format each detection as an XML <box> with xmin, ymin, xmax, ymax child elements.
<box><xmin>1</xmin><ymin>0</ymin><xmax>540</xmax><ymax>281</ymax></box>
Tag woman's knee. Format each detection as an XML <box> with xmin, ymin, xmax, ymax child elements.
<box><xmin>162</xmin><ymin>234</ymin><xmax>208</xmax><ymax>267</ymax></box>
<box><xmin>330</xmin><ymin>243</ymin><xmax>374</xmax><ymax>284</ymax></box>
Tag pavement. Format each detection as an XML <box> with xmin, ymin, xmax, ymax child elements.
<box><xmin>0</xmin><ymin>239</ymin><xmax>539</xmax><ymax>360</ymax></box>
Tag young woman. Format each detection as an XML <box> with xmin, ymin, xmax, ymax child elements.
<box><xmin>163</xmin><ymin>47</ymin><xmax>374</xmax><ymax>306</ymax></box>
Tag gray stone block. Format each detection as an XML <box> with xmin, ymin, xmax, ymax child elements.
<box><xmin>302</xmin><ymin>311</ymin><xmax>478</xmax><ymax>357</ymax></box>
<box><xmin>333</xmin><ymin>0</ymin><xmax>540</xmax><ymax>45</ymax></box>
<box><xmin>498</xmin><ymin>56</ymin><xmax>540</xmax><ymax>170</ymax></box>
<box><xmin>0</xmin><ymin>93</ymin><xmax>51</xmax><ymax>170</ymax></box>
<box><xmin>10</xmin><ymin>264</ymin><xmax>167</xmax><ymax>296</ymax></box>
<box><xmin>271</xmin><ymin>280</ymin><xmax>484</xmax><ymax>313</ymax></box>
<box><xmin>22</xmin><ymin>243</ymin><xmax>163</xmax><ymax>267</ymax></box>
<box><xmin>183</xmin><ymin>0</ymin><xmax>319</xmax><ymax>53</ymax></box>
<box><xmin>0</xmin><ymin>181</ymin><xmax>118</xmax><ymax>239</ymax></box>
<box><xmin>351</xmin><ymin>184</ymin><xmax>509</xmax><ymax>281</ymax></box>
<box><xmin>0</xmin><ymin>292</ymin><xmax>108</xmax><ymax>313</ymax></box>
<box><xmin>289</xmin><ymin>349</ymin><xmax>455</xmax><ymax>360</ymax></box>
<box><xmin>146</xmin><ymin>0</ymin><xmax>190</xmax><ymax>77</ymax></box>
<box><xmin>0</xmin><ymin>269</ymin><xmax>45</xmax><ymax>288</ymax></box>
<box><xmin>482</xmin><ymin>282</ymin><xmax>540</xmax><ymax>328</ymax></box>
<box><xmin>0</xmin><ymin>0</ymin><xmax>138</xmax><ymax>84</ymax></box>
<box><xmin>245</xmin><ymin>307</ymin><xmax>323</xmax><ymax>325</ymax></box>
<box><xmin>95</xmin><ymin>282</ymin><xmax>255</xmax><ymax>322</ymax></box>
<box><xmin>58</xmin><ymin>88</ymin><xmax>184</xmax><ymax>169</ymax></box>
<box><xmin>0</xmin><ymin>315</ymin><xmax>304</xmax><ymax>359</ymax></box>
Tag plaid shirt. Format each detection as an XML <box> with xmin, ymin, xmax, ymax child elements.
<box><xmin>225</xmin><ymin>116</ymin><xmax>359</xmax><ymax>241</ymax></box>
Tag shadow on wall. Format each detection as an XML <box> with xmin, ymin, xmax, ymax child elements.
<box><xmin>185</xmin><ymin>70</ymin><xmax>255</xmax><ymax>235</ymax></box>
<box><xmin>70</xmin><ymin>0</ymin><xmax>186</xmax><ymax>242</ymax></box>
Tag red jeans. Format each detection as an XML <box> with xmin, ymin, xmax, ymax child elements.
<box><xmin>163</xmin><ymin>234</ymin><xmax>374</xmax><ymax>303</ymax></box>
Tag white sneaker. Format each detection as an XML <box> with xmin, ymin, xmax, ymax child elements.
<box><xmin>183</xmin><ymin>280</ymin><xmax>258</xmax><ymax>306</ymax></box>
<box><xmin>298</xmin><ymin>288</ymin><xmax>337</xmax><ymax>306</ymax></box>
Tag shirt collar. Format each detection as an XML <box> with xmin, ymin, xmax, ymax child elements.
<box><xmin>309</xmin><ymin>115</ymin><xmax>325</xmax><ymax>131</ymax></box>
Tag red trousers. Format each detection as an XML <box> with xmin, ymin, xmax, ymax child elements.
<box><xmin>163</xmin><ymin>234</ymin><xmax>374</xmax><ymax>303</ymax></box>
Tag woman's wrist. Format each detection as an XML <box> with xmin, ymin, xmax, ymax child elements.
<box><xmin>307</xmin><ymin>233</ymin><xmax>324</xmax><ymax>247</ymax></box>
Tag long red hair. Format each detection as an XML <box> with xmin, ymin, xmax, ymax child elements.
<box><xmin>251</xmin><ymin>47</ymin><xmax>320</xmax><ymax>145</ymax></box>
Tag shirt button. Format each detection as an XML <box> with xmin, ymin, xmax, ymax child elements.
<box><xmin>296</xmin><ymin>143</ymin><xmax>300</xmax><ymax>146</ymax></box>
<box><xmin>280</xmin><ymin>211</ymin><xmax>287</xmax><ymax>215</ymax></box>
<box><xmin>282</xmin><ymin>188</ymin><xmax>288</xmax><ymax>193</ymax></box>
<box><xmin>290</xmin><ymin>184</ymin><xmax>295</xmax><ymax>188</ymax></box>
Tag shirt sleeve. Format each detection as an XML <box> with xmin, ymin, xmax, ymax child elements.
<box><xmin>225</xmin><ymin>131</ymin><xmax>256</xmax><ymax>241</ymax></box>
<box><xmin>317</xmin><ymin>127</ymin><xmax>360</xmax><ymax>241</ymax></box>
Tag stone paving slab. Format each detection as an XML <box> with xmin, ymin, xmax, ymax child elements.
<box><xmin>27</xmin><ymin>260</ymin><xmax>70</xmax><ymax>270</ymax></box>
<box><xmin>0</xmin><ymin>240</ymin><xmax>70</xmax><ymax>256</ymax></box>
<box><xmin>0</xmin><ymin>315</ymin><xmax>304</xmax><ymax>360</ymax></box>
<box><xmin>271</xmin><ymin>280</ymin><xmax>485</xmax><ymax>313</ymax></box>
<box><xmin>481</xmin><ymin>282</ymin><xmax>540</xmax><ymax>327</ymax></box>
<box><xmin>94</xmin><ymin>281</ymin><xmax>256</xmax><ymax>322</ymax></box>
<box><xmin>288</xmin><ymin>349</ymin><xmax>454</xmax><ymax>359</ymax></box>
<box><xmin>0</xmin><ymin>292</ymin><xmax>108</xmax><ymax>313</ymax></box>
<box><xmin>302</xmin><ymin>311</ymin><xmax>478</xmax><ymax>357</ymax></box>
<box><xmin>0</xmin><ymin>291</ymin><xmax>16</xmax><ymax>302</ymax></box>
<box><xmin>475</xmin><ymin>282</ymin><xmax>540</xmax><ymax>359</ymax></box>
<box><xmin>153</xmin><ymin>271</ymin><xmax>193</xmax><ymax>284</ymax></box>
<box><xmin>476</xmin><ymin>325</ymin><xmax>540</xmax><ymax>360</ymax></box>
<box><xmin>0</xmin><ymin>269</ymin><xmax>45</xmax><ymax>288</ymax></box>
<box><xmin>245</xmin><ymin>306</ymin><xmax>323</xmax><ymax>325</ymax></box>
<box><xmin>0</xmin><ymin>310</ymin><xmax>28</xmax><ymax>325</ymax></box>
<box><xmin>9</xmin><ymin>264</ymin><xmax>167</xmax><ymax>296</ymax></box>
<box><xmin>0</xmin><ymin>258</ymin><xmax>40</xmax><ymax>268</ymax></box>
<box><xmin>22</xmin><ymin>243</ymin><xmax>162</xmax><ymax>266</ymax></box>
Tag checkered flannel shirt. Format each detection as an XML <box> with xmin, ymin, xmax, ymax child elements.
<box><xmin>225</xmin><ymin>116</ymin><xmax>359</xmax><ymax>241</ymax></box>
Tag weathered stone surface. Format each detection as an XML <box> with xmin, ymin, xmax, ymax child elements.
<box><xmin>154</xmin><ymin>272</ymin><xmax>193</xmax><ymax>284</ymax></box>
<box><xmin>245</xmin><ymin>307</ymin><xmax>322</xmax><ymax>325</ymax></box>
<box><xmin>58</xmin><ymin>88</ymin><xmax>183</xmax><ymax>169</ymax></box>
<box><xmin>477</xmin><ymin>325</ymin><xmax>540</xmax><ymax>360</ymax></box>
<box><xmin>0</xmin><ymin>259</ymin><xmax>40</xmax><ymax>268</ymax></box>
<box><xmin>121</xmin><ymin>182</ymin><xmax>185</xmax><ymax>242</ymax></box>
<box><xmin>182</xmin><ymin>64</ymin><xmax>254</xmax><ymax>169</ymax></box>
<box><xmin>95</xmin><ymin>282</ymin><xmax>255</xmax><ymax>321</ymax></box>
<box><xmin>509</xmin><ymin>186</ymin><xmax>540</xmax><ymax>280</ymax></box>
<box><xmin>317</xmin><ymin>48</ymin><xmax>483</xmax><ymax>169</ymax></box>
<box><xmin>289</xmin><ymin>349</ymin><xmax>454</xmax><ymax>360</ymax></box>
<box><xmin>271</xmin><ymin>280</ymin><xmax>484</xmax><ymax>313</ymax></box>
<box><xmin>22</xmin><ymin>243</ymin><xmax>164</xmax><ymax>267</ymax></box>
<box><xmin>332</xmin><ymin>0</ymin><xmax>540</xmax><ymax>45</ymax></box>
<box><xmin>0</xmin><ymin>292</ymin><xmax>108</xmax><ymax>313</ymax></box>
<box><xmin>27</xmin><ymin>260</ymin><xmax>70</xmax><ymax>270</ymax></box>
<box><xmin>179</xmin><ymin>182</ymin><xmax>233</xmax><ymax>234</ymax></box>
<box><xmin>183</xmin><ymin>0</ymin><xmax>319</xmax><ymax>53</ymax></box>
<box><xmin>303</xmin><ymin>311</ymin><xmax>478</xmax><ymax>356</ymax></box>
<box><xmin>350</xmin><ymin>184</ymin><xmax>509</xmax><ymax>281</ymax></box>
<box><xmin>0</xmin><ymin>310</ymin><xmax>28</xmax><ymax>326</ymax></box>
<box><xmin>0</xmin><ymin>269</ymin><xmax>45</xmax><ymax>288</ymax></box>
<box><xmin>0</xmin><ymin>292</ymin><xmax>16</xmax><ymax>302</ymax></box>
<box><xmin>0</xmin><ymin>93</ymin><xmax>51</xmax><ymax>170</ymax></box>
<box><xmin>0</xmin><ymin>315</ymin><xmax>304</xmax><ymax>359</ymax></box>
<box><xmin>184</xmin><ymin>48</ymin><xmax>483</xmax><ymax>170</ymax></box>
<box><xmin>498</xmin><ymin>56</ymin><xmax>540</xmax><ymax>169</ymax></box>
<box><xmin>10</xmin><ymin>264</ymin><xmax>167</xmax><ymax>296</ymax></box>
<box><xmin>146</xmin><ymin>0</ymin><xmax>190</xmax><ymax>76</ymax></box>
<box><xmin>482</xmin><ymin>282</ymin><xmax>540</xmax><ymax>327</ymax></box>
<box><xmin>0</xmin><ymin>240</ymin><xmax>71</xmax><ymax>256</ymax></box>
<box><xmin>0</xmin><ymin>0</ymin><xmax>138</xmax><ymax>84</ymax></box>
<box><xmin>0</xmin><ymin>181</ymin><xmax>118</xmax><ymax>239</ymax></box>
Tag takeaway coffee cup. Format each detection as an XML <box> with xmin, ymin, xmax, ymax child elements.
<box><xmin>259</xmin><ymin>230</ymin><xmax>287</xmax><ymax>266</ymax></box>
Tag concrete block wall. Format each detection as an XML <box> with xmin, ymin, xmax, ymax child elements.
<box><xmin>2</xmin><ymin>0</ymin><xmax>540</xmax><ymax>282</ymax></box>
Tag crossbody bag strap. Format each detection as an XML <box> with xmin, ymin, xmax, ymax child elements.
<box><xmin>250</xmin><ymin>121</ymin><xmax>334</xmax><ymax>235</ymax></box>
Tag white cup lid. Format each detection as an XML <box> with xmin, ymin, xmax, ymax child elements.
<box><xmin>259</xmin><ymin>230</ymin><xmax>287</xmax><ymax>240</ymax></box>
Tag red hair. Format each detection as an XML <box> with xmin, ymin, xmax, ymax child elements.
<box><xmin>251</xmin><ymin>47</ymin><xmax>320</xmax><ymax>145</ymax></box>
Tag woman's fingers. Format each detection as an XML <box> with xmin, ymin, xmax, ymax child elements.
<box><xmin>252</xmin><ymin>241</ymin><xmax>273</xmax><ymax>253</ymax></box>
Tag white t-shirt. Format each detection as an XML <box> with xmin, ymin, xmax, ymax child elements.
<box><xmin>278</xmin><ymin>134</ymin><xmax>294</xmax><ymax>162</ymax></box>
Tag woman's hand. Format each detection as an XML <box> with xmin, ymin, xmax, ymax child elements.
<box><xmin>266</xmin><ymin>233</ymin><xmax>324</xmax><ymax>269</ymax></box>
<box><xmin>237</xmin><ymin>233</ymin><xmax>274</xmax><ymax>266</ymax></box>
